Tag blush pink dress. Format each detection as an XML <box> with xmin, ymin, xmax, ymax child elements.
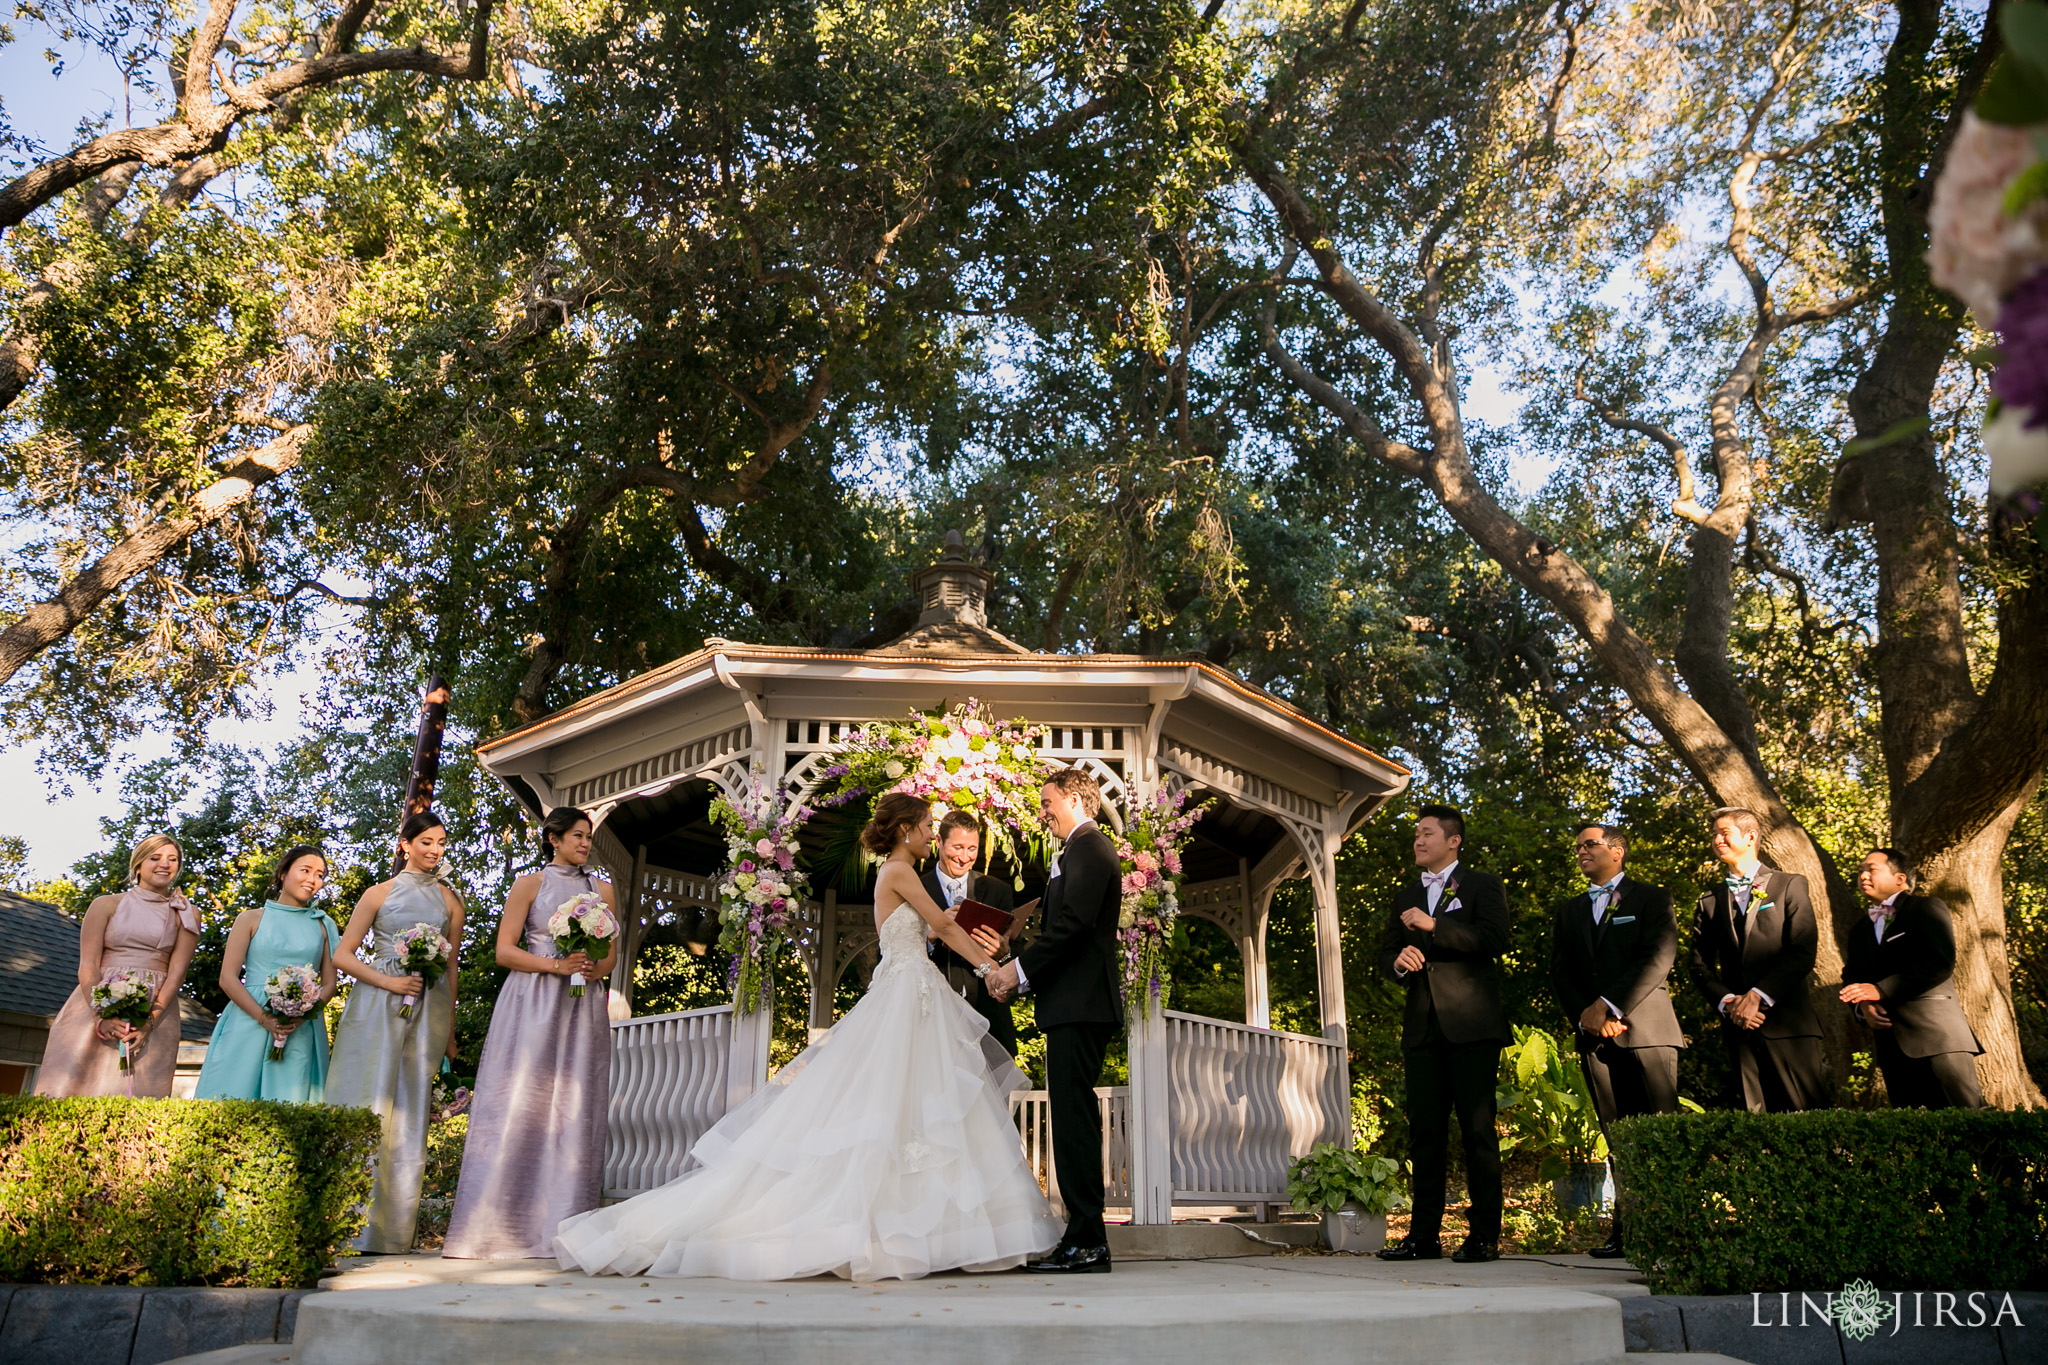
<box><xmin>34</xmin><ymin>887</ymin><xmax>197</xmax><ymax>1098</ymax></box>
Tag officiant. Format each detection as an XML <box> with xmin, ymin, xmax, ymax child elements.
<box><xmin>923</xmin><ymin>810</ymin><xmax>1028</xmax><ymax>1055</ymax></box>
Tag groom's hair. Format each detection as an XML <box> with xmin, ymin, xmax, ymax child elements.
<box><xmin>1044</xmin><ymin>766</ymin><xmax>1103</xmax><ymax>818</ymax></box>
<box><xmin>937</xmin><ymin>809</ymin><xmax>982</xmax><ymax>844</ymax></box>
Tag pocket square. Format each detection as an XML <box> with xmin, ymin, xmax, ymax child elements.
<box><xmin>1442</xmin><ymin>899</ymin><xmax>1462</xmax><ymax>914</ymax></box>
<box><xmin>1613</xmin><ymin>915</ymin><xmax>1636</xmax><ymax>924</ymax></box>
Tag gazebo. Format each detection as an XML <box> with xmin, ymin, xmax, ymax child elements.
<box><xmin>475</xmin><ymin>534</ymin><xmax>1409</xmax><ymax>1222</ymax></box>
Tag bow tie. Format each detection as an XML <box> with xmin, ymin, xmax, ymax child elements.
<box><xmin>1423</xmin><ymin>871</ymin><xmax>1450</xmax><ymax>889</ymax></box>
<box><xmin>1590</xmin><ymin>880</ymin><xmax>1620</xmax><ymax>900</ymax></box>
<box><xmin>1725</xmin><ymin>874</ymin><xmax>1755</xmax><ymax>890</ymax></box>
<box><xmin>1869</xmin><ymin>903</ymin><xmax>1896</xmax><ymax>924</ymax></box>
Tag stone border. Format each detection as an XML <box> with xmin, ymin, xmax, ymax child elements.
<box><xmin>0</xmin><ymin>1284</ymin><xmax>319</xmax><ymax>1365</ymax></box>
<box><xmin>1611</xmin><ymin>1290</ymin><xmax>2045</xmax><ymax>1363</ymax></box>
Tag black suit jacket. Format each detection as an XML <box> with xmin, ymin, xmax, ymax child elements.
<box><xmin>920</xmin><ymin>865</ymin><xmax>1019</xmax><ymax>994</ymax></box>
<box><xmin>1841</xmin><ymin>894</ymin><xmax>1983</xmax><ymax>1059</ymax></box>
<box><xmin>1688</xmin><ymin>867</ymin><xmax>1822</xmax><ymax>1039</ymax></box>
<box><xmin>1549</xmin><ymin>877</ymin><xmax>1685</xmax><ymax>1050</ymax></box>
<box><xmin>1377</xmin><ymin>866</ymin><xmax>1511</xmax><ymax>1049</ymax></box>
<box><xmin>1018</xmin><ymin>822</ymin><xmax>1124</xmax><ymax>1028</ymax></box>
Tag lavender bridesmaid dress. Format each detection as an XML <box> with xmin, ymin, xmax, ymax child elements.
<box><xmin>35</xmin><ymin>888</ymin><xmax>197</xmax><ymax>1099</ymax></box>
<box><xmin>441</xmin><ymin>862</ymin><xmax>612</xmax><ymax>1259</ymax></box>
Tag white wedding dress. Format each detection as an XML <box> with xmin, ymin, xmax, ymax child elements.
<box><xmin>553</xmin><ymin>903</ymin><xmax>1062</xmax><ymax>1281</ymax></box>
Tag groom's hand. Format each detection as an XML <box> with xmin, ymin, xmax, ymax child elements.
<box><xmin>986</xmin><ymin>960</ymin><xmax>1020</xmax><ymax>1001</ymax></box>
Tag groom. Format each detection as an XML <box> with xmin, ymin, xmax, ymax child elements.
<box><xmin>987</xmin><ymin>768</ymin><xmax>1121</xmax><ymax>1275</ymax></box>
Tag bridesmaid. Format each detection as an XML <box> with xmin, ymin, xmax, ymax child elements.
<box><xmin>193</xmin><ymin>845</ymin><xmax>340</xmax><ymax>1102</ymax></box>
<box><xmin>326</xmin><ymin>812</ymin><xmax>465</xmax><ymax>1253</ymax></box>
<box><xmin>35</xmin><ymin>833</ymin><xmax>201</xmax><ymax>1098</ymax></box>
<box><xmin>441</xmin><ymin>806</ymin><xmax>616</xmax><ymax>1259</ymax></box>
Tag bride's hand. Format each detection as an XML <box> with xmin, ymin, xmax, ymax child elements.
<box><xmin>969</xmin><ymin>927</ymin><xmax>1003</xmax><ymax>958</ymax></box>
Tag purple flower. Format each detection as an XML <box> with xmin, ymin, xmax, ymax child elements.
<box><xmin>1993</xmin><ymin>269</ymin><xmax>2048</xmax><ymax>428</ymax></box>
<box><xmin>738</xmin><ymin>859</ymin><xmax>755</xmax><ymax>873</ymax></box>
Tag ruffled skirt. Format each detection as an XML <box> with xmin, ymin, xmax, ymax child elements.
<box><xmin>553</xmin><ymin>953</ymin><xmax>1060</xmax><ymax>1281</ymax></box>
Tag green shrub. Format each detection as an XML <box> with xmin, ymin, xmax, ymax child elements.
<box><xmin>1496</xmin><ymin>1025</ymin><xmax>1607</xmax><ymax>1182</ymax></box>
<box><xmin>0</xmin><ymin>1097</ymin><xmax>378</xmax><ymax>1287</ymax></box>
<box><xmin>1612</xmin><ymin>1109</ymin><xmax>2048</xmax><ymax>1295</ymax></box>
<box><xmin>415</xmin><ymin>1112</ymin><xmax>470</xmax><ymax>1248</ymax></box>
<box><xmin>1503</xmin><ymin>1185</ymin><xmax>1607</xmax><ymax>1255</ymax></box>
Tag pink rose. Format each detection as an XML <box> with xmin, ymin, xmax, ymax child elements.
<box><xmin>1929</xmin><ymin>112</ymin><xmax>2048</xmax><ymax>326</ymax></box>
<box><xmin>1121</xmin><ymin>872</ymin><xmax>1145</xmax><ymax>895</ymax></box>
<box><xmin>755</xmin><ymin>837</ymin><xmax>775</xmax><ymax>857</ymax></box>
<box><xmin>1133</xmin><ymin>850</ymin><xmax>1158</xmax><ymax>873</ymax></box>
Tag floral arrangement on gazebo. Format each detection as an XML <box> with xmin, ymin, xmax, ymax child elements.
<box><xmin>816</xmin><ymin>698</ymin><xmax>1053</xmax><ymax>882</ymax></box>
<box><xmin>712</xmin><ymin>772</ymin><xmax>812</xmax><ymax>1013</ymax></box>
<box><xmin>1115</xmin><ymin>786</ymin><xmax>1207</xmax><ymax>1018</ymax></box>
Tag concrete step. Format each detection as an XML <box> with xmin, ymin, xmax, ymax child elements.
<box><xmin>290</xmin><ymin>1257</ymin><xmax>1628</xmax><ymax>1365</ymax></box>
<box><xmin>158</xmin><ymin>1349</ymin><xmax>296</xmax><ymax>1365</ymax></box>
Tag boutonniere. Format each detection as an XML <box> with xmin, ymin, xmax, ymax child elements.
<box><xmin>1745</xmin><ymin>896</ymin><xmax>1774</xmax><ymax>918</ymax></box>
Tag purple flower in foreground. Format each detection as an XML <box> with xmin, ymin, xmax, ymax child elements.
<box><xmin>1993</xmin><ymin>269</ymin><xmax>2048</xmax><ymax>428</ymax></box>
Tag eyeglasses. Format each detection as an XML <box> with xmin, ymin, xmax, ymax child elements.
<box><xmin>1575</xmin><ymin>839</ymin><xmax>1613</xmax><ymax>851</ymax></box>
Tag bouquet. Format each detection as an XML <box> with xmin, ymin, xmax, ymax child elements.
<box><xmin>712</xmin><ymin>771</ymin><xmax>812</xmax><ymax>1014</ymax></box>
<box><xmin>1115</xmin><ymin>786</ymin><xmax>1208</xmax><ymax>1020</ymax></box>
<box><xmin>90</xmin><ymin>968</ymin><xmax>157</xmax><ymax>1071</ymax></box>
<box><xmin>389</xmin><ymin>923</ymin><xmax>454</xmax><ymax>1020</ymax></box>
<box><xmin>548</xmin><ymin>891</ymin><xmax>618</xmax><ymax>997</ymax></box>
<box><xmin>262</xmin><ymin>963</ymin><xmax>323</xmax><ymax>1061</ymax></box>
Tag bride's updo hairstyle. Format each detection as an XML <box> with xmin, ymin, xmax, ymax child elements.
<box><xmin>860</xmin><ymin>793</ymin><xmax>931</xmax><ymax>857</ymax></box>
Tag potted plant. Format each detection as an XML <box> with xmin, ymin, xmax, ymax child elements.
<box><xmin>1495</xmin><ymin>1025</ymin><xmax>1609</xmax><ymax>1209</ymax></box>
<box><xmin>1285</xmin><ymin>1142</ymin><xmax>1406</xmax><ymax>1253</ymax></box>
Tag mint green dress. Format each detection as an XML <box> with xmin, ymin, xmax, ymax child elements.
<box><xmin>193</xmin><ymin>900</ymin><xmax>339</xmax><ymax>1103</ymax></box>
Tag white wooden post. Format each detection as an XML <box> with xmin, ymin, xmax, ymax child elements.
<box><xmin>1125</xmin><ymin>996</ymin><xmax>1172</xmax><ymax>1225</ymax></box>
<box><xmin>727</xmin><ymin>980</ymin><xmax>774</xmax><ymax>1109</ymax></box>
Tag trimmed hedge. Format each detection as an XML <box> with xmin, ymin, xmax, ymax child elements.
<box><xmin>0</xmin><ymin>1097</ymin><xmax>378</xmax><ymax>1287</ymax></box>
<box><xmin>1612</xmin><ymin>1109</ymin><xmax>2048</xmax><ymax>1295</ymax></box>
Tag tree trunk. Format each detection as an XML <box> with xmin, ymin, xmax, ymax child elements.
<box><xmin>1911</xmin><ymin>789</ymin><xmax>2045</xmax><ymax>1107</ymax></box>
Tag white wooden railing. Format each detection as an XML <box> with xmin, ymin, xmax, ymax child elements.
<box><xmin>1160</xmin><ymin>1009</ymin><xmax>1348</xmax><ymax>1204</ymax></box>
<box><xmin>1009</xmin><ymin>1087</ymin><xmax>1131</xmax><ymax>1208</ymax></box>
<box><xmin>604</xmin><ymin>1005</ymin><xmax>735</xmax><ymax>1198</ymax></box>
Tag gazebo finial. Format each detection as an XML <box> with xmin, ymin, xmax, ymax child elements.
<box><xmin>911</xmin><ymin>529</ymin><xmax>994</xmax><ymax>629</ymax></box>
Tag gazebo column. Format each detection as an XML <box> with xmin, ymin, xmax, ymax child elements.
<box><xmin>1307</xmin><ymin>845</ymin><xmax>1347</xmax><ymax>1043</ymax></box>
<box><xmin>810</xmin><ymin>890</ymin><xmax>838</xmax><ymax>1035</ymax></box>
<box><xmin>1236</xmin><ymin>857</ymin><xmax>1273</xmax><ymax>1030</ymax></box>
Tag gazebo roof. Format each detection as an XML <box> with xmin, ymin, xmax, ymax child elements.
<box><xmin>475</xmin><ymin>534</ymin><xmax>1407</xmax><ymax>887</ymax></box>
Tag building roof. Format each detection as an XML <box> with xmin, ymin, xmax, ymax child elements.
<box><xmin>0</xmin><ymin>888</ymin><xmax>216</xmax><ymax>1040</ymax></box>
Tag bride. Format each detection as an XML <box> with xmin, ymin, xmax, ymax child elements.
<box><xmin>553</xmin><ymin>792</ymin><xmax>1062</xmax><ymax>1281</ymax></box>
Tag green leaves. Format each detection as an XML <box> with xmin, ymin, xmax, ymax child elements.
<box><xmin>1285</xmin><ymin>1139</ymin><xmax>1407</xmax><ymax>1216</ymax></box>
<box><xmin>1978</xmin><ymin>2</ymin><xmax>2048</xmax><ymax>126</ymax></box>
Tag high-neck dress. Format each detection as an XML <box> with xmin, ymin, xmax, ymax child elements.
<box><xmin>325</xmin><ymin>870</ymin><xmax>456</xmax><ymax>1253</ymax></box>
<box><xmin>441</xmin><ymin>862</ymin><xmax>613</xmax><ymax>1259</ymax></box>
<box><xmin>193</xmin><ymin>900</ymin><xmax>339</xmax><ymax>1103</ymax></box>
<box><xmin>34</xmin><ymin>887</ymin><xmax>197</xmax><ymax>1099</ymax></box>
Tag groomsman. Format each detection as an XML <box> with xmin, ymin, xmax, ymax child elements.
<box><xmin>922</xmin><ymin>810</ymin><xmax>1023</xmax><ymax>1055</ymax></box>
<box><xmin>1688</xmin><ymin>807</ymin><xmax>1827</xmax><ymax>1112</ymax></box>
<box><xmin>1838</xmin><ymin>848</ymin><xmax>1986</xmax><ymax>1110</ymax></box>
<box><xmin>1547</xmin><ymin>823</ymin><xmax>1682</xmax><ymax>1261</ymax></box>
<box><xmin>1376</xmin><ymin>804</ymin><xmax>1511</xmax><ymax>1265</ymax></box>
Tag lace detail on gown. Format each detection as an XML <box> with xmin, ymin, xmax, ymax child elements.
<box><xmin>553</xmin><ymin>905</ymin><xmax>1059</xmax><ymax>1282</ymax></box>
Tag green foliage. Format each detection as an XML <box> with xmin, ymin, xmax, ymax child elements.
<box><xmin>0</xmin><ymin>1097</ymin><xmax>378</xmax><ymax>1287</ymax></box>
<box><xmin>1495</xmin><ymin>1025</ymin><xmax>1607</xmax><ymax>1182</ymax></box>
<box><xmin>1285</xmin><ymin>1140</ymin><xmax>1406</xmax><ymax>1216</ymax></box>
<box><xmin>1612</xmin><ymin>1110</ymin><xmax>2048</xmax><ymax>1294</ymax></box>
<box><xmin>1502</xmin><ymin>1185</ymin><xmax>1607</xmax><ymax>1256</ymax></box>
<box><xmin>416</xmin><ymin>1111</ymin><xmax>469</xmax><ymax>1248</ymax></box>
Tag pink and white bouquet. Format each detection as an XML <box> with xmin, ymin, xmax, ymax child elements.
<box><xmin>389</xmin><ymin>923</ymin><xmax>454</xmax><ymax>1020</ymax></box>
<box><xmin>1114</xmin><ymin>786</ymin><xmax>1208</xmax><ymax>1020</ymax></box>
<box><xmin>548</xmin><ymin>891</ymin><xmax>618</xmax><ymax>997</ymax></box>
<box><xmin>90</xmin><ymin>968</ymin><xmax>156</xmax><ymax>1071</ymax></box>
<box><xmin>818</xmin><ymin>699</ymin><xmax>1051</xmax><ymax>880</ymax></box>
<box><xmin>712</xmin><ymin>771</ymin><xmax>812</xmax><ymax>1014</ymax></box>
<box><xmin>262</xmin><ymin>963</ymin><xmax>322</xmax><ymax>1060</ymax></box>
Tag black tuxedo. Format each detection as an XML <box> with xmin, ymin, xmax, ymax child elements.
<box><xmin>1549</xmin><ymin>877</ymin><xmax>1684</xmax><ymax>1128</ymax></box>
<box><xmin>1688</xmin><ymin>867</ymin><xmax>1828</xmax><ymax>1112</ymax></box>
<box><xmin>1018</xmin><ymin>821</ymin><xmax>1123</xmax><ymax>1249</ymax></box>
<box><xmin>1842</xmin><ymin>894</ymin><xmax>1985</xmax><ymax>1109</ymax></box>
<box><xmin>1377</xmin><ymin>864</ymin><xmax>1510</xmax><ymax>1245</ymax></box>
<box><xmin>920</xmin><ymin>865</ymin><xmax>1021</xmax><ymax>1054</ymax></box>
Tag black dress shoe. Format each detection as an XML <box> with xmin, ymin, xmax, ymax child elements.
<box><xmin>1376</xmin><ymin>1235</ymin><xmax>1443</xmax><ymax>1261</ymax></box>
<box><xmin>1451</xmin><ymin>1238</ymin><xmax>1500</xmax><ymax>1263</ymax></box>
<box><xmin>1026</xmin><ymin>1243</ymin><xmax>1111</xmax><ymax>1274</ymax></box>
<box><xmin>1587</xmin><ymin>1232</ymin><xmax>1627</xmax><ymax>1260</ymax></box>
